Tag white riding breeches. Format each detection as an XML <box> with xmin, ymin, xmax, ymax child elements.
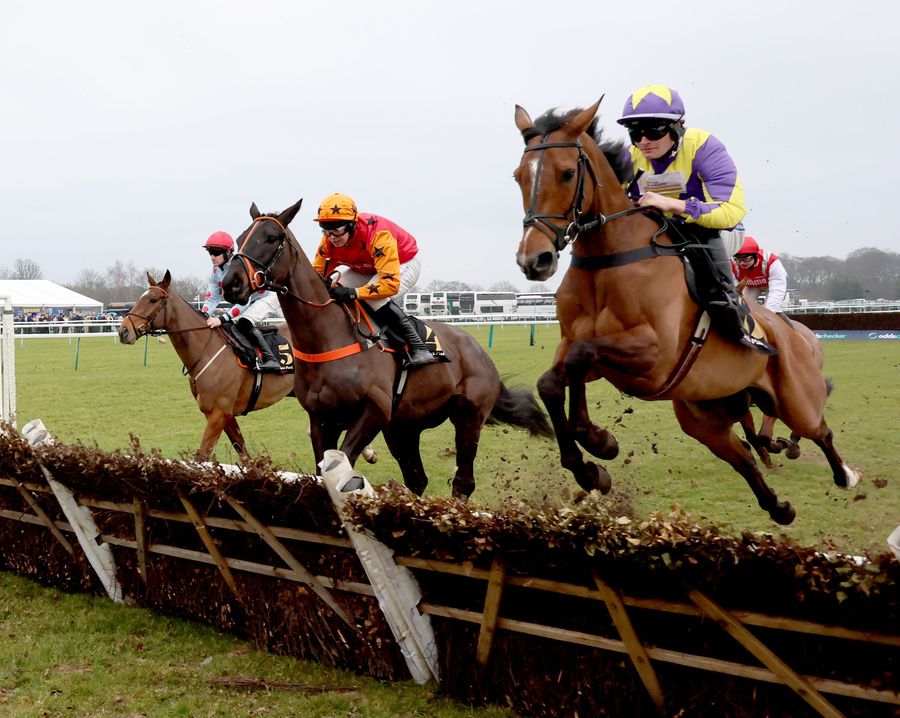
<box><xmin>338</xmin><ymin>256</ymin><xmax>422</xmax><ymax>311</ymax></box>
<box><xmin>238</xmin><ymin>291</ymin><xmax>283</xmax><ymax>324</ymax></box>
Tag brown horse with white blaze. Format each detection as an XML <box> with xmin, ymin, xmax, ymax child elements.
<box><xmin>117</xmin><ymin>271</ymin><xmax>297</xmax><ymax>460</ymax></box>
<box><xmin>512</xmin><ymin>100</ymin><xmax>858</xmax><ymax>524</ymax></box>
<box><xmin>220</xmin><ymin>199</ymin><xmax>551</xmax><ymax>498</ymax></box>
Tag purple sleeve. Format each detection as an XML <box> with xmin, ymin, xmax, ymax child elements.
<box><xmin>693</xmin><ymin>135</ymin><xmax>738</xmax><ymax>204</ymax></box>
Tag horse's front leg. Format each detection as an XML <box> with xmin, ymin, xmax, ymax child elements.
<box><xmin>309</xmin><ymin>416</ymin><xmax>341</xmax><ymax>474</ymax></box>
<box><xmin>537</xmin><ymin>363</ymin><xmax>611</xmax><ymax>494</ymax></box>
<box><xmin>564</xmin><ymin>329</ymin><xmax>658</xmax><ymax>460</ymax></box>
<box><xmin>340</xmin><ymin>402</ymin><xmax>388</xmax><ymax>466</ymax></box>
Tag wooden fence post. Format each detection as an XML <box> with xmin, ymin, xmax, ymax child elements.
<box><xmin>593</xmin><ymin>573</ymin><xmax>666</xmax><ymax>716</ymax></box>
<box><xmin>476</xmin><ymin>555</ymin><xmax>507</xmax><ymax>667</ymax></box>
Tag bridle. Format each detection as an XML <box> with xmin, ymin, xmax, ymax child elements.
<box><xmin>521</xmin><ymin>133</ymin><xmax>641</xmax><ymax>254</ymax></box>
<box><xmin>233</xmin><ymin>215</ymin><xmax>289</xmax><ymax>293</ymax></box>
<box><xmin>232</xmin><ymin>215</ymin><xmax>333</xmax><ymax>307</ymax></box>
<box><xmin>123</xmin><ymin>286</ymin><xmax>170</xmax><ymax>336</ymax></box>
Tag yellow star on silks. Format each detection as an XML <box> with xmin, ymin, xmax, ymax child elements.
<box><xmin>631</xmin><ymin>84</ymin><xmax>672</xmax><ymax>108</ymax></box>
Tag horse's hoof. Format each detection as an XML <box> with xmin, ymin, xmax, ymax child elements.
<box><xmin>577</xmin><ymin>428</ymin><xmax>619</xmax><ymax>461</ymax></box>
<box><xmin>784</xmin><ymin>442</ymin><xmax>801</xmax><ymax>460</ymax></box>
<box><xmin>362</xmin><ymin>446</ymin><xmax>378</xmax><ymax>464</ymax></box>
<box><xmin>769</xmin><ymin>501</ymin><xmax>796</xmax><ymax>525</ymax></box>
<box><xmin>576</xmin><ymin>462</ymin><xmax>612</xmax><ymax>494</ymax></box>
<box><xmin>838</xmin><ymin>464</ymin><xmax>860</xmax><ymax>489</ymax></box>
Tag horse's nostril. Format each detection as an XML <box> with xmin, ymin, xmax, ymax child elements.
<box><xmin>534</xmin><ymin>252</ymin><xmax>555</xmax><ymax>272</ymax></box>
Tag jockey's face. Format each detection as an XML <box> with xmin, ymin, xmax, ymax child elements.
<box><xmin>735</xmin><ymin>254</ymin><xmax>756</xmax><ymax>269</ymax></box>
<box><xmin>321</xmin><ymin>222</ymin><xmax>352</xmax><ymax>248</ymax></box>
<box><xmin>634</xmin><ymin>132</ymin><xmax>676</xmax><ymax>160</ymax></box>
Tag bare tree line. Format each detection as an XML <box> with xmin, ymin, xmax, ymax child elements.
<box><xmin>2</xmin><ymin>247</ymin><xmax>898</xmax><ymax>306</ymax></box>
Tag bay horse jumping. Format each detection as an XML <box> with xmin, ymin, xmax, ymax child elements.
<box><xmin>221</xmin><ymin>199</ymin><xmax>551</xmax><ymax>498</ymax></box>
<box><xmin>117</xmin><ymin>271</ymin><xmax>298</xmax><ymax>461</ymax></box>
<box><xmin>512</xmin><ymin>100</ymin><xmax>858</xmax><ymax>524</ymax></box>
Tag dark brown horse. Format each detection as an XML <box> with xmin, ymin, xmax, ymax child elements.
<box><xmin>221</xmin><ymin>199</ymin><xmax>551</xmax><ymax>497</ymax></box>
<box><xmin>117</xmin><ymin>271</ymin><xmax>297</xmax><ymax>461</ymax></box>
<box><xmin>512</xmin><ymin>100</ymin><xmax>858</xmax><ymax>524</ymax></box>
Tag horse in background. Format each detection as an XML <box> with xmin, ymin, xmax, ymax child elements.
<box><xmin>221</xmin><ymin>199</ymin><xmax>551</xmax><ymax>498</ymax></box>
<box><xmin>117</xmin><ymin>271</ymin><xmax>378</xmax><ymax>464</ymax></box>
<box><xmin>511</xmin><ymin>100</ymin><xmax>858</xmax><ymax>524</ymax></box>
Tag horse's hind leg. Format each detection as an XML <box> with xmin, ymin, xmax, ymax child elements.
<box><xmin>738</xmin><ymin>410</ymin><xmax>773</xmax><ymax>469</ymax></box>
<box><xmin>448</xmin><ymin>403</ymin><xmax>486</xmax><ymax>500</ymax></box>
<box><xmin>774</xmin><ymin>432</ymin><xmax>802</xmax><ymax>460</ymax></box>
<box><xmin>810</xmin><ymin>423</ymin><xmax>859</xmax><ymax>489</ymax></box>
<box><xmin>537</xmin><ymin>364</ymin><xmax>611</xmax><ymax>494</ymax></box>
<box><xmin>383</xmin><ymin>426</ymin><xmax>429</xmax><ymax>496</ymax></box>
<box><xmin>222</xmin><ymin>416</ymin><xmax>249</xmax><ymax>460</ymax></box>
<box><xmin>673</xmin><ymin>399</ymin><xmax>796</xmax><ymax>524</ymax></box>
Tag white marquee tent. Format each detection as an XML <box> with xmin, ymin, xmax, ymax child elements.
<box><xmin>0</xmin><ymin>280</ymin><xmax>102</xmax><ymax>315</ymax></box>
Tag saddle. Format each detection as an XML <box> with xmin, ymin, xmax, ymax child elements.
<box><xmin>222</xmin><ymin>324</ymin><xmax>294</xmax><ymax>375</ymax></box>
<box><xmin>653</xmin><ymin>217</ymin><xmax>773</xmax><ymax>351</ymax></box>
<box><xmin>358</xmin><ymin>303</ymin><xmax>450</xmax><ymax>366</ymax></box>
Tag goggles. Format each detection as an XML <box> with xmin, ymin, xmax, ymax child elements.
<box><xmin>625</xmin><ymin>122</ymin><xmax>673</xmax><ymax>143</ymax></box>
<box><xmin>734</xmin><ymin>254</ymin><xmax>756</xmax><ymax>262</ymax></box>
<box><xmin>320</xmin><ymin>222</ymin><xmax>350</xmax><ymax>237</ymax></box>
<box><xmin>206</xmin><ymin>247</ymin><xmax>228</xmax><ymax>257</ymax></box>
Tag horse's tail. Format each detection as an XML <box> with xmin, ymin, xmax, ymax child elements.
<box><xmin>487</xmin><ymin>383</ymin><xmax>553</xmax><ymax>437</ymax></box>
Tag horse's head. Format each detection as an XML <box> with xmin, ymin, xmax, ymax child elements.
<box><xmin>118</xmin><ymin>270</ymin><xmax>172</xmax><ymax>344</ymax></box>
<box><xmin>513</xmin><ymin>100</ymin><xmax>606</xmax><ymax>281</ymax></box>
<box><xmin>222</xmin><ymin>198</ymin><xmax>303</xmax><ymax>305</ymax></box>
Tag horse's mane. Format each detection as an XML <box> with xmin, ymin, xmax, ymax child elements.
<box><xmin>532</xmin><ymin>108</ymin><xmax>632</xmax><ymax>185</ymax></box>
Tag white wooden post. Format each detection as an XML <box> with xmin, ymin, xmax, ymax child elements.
<box><xmin>0</xmin><ymin>292</ymin><xmax>15</xmax><ymax>426</ymax></box>
<box><xmin>21</xmin><ymin>419</ymin><xmax>124</xmax><ymax>603</ymax></box>
<box><xmin>320</xmin><ymin>450</ymin><xmax>440</xmax><ymax>685</ymax></box>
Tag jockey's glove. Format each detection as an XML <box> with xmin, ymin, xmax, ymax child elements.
<box><xmin>329</xmin><ymin>286</ymin><xmax>357</xmax><ymax>304</ymax></box>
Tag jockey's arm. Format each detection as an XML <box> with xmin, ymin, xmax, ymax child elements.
<box><xmin>357</xmin><ymin>231</ymin><xmax>402</xmax><ymax>300</ymax></box>
<box><xmin>764</xmin><ymin>259</ymin><xmax>788</xmax><ymax>311</ymax></box>
<box><xmin>311</xmin><ymin>236</ymin><xmax>331</xmax><ymax>276</ymax></box>
<box><xmin>682</xmin><ymin>136</ymin><xmax>746</xmax><ymax>230</ymax></box>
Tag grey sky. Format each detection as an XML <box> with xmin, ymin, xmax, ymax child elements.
<box><xmin>3</xmin><ymin>0</ymin><xmax>898</xmax><ymax>292</ymax></box>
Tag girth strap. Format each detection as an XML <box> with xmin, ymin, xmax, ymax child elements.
<box><xmin>238</xmin><ymin>371</ymin><xmax>264</xmax><ymax>416</ymax></box>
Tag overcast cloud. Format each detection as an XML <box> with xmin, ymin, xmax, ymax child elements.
<box><xmin>3</xmin><ymin>0</ymin><xmax>898</xmax><ymax>292</ymax></box>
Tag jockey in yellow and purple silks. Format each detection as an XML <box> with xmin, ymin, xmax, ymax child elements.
<box><xmin>617</xmin><ymin>84</ymin><xmax>774</xmax><ymax>355</ymax></box>
<box><xmin>311</xmin><ymin>193</ymin><xmax>435</xmax><ymax>367</ymax></box>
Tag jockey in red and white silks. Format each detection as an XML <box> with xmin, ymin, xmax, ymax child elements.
<box><xmin>732</xmin><ymin>236</ymin><xmax>788</xmax><ymax>312</ymax></box>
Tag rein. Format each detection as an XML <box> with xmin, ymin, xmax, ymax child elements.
<box><xmin>232</xmin><ymin>215</ymin><xmax>383</xmax><ymax>363</ymax></box>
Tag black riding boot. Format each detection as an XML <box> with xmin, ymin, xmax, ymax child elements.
<box><xmin>696</xmin><ymin>237</ymin><xmax>776</xmax><ymax>355</ymax></box>
<box><xmin>375</xmin><ymin>302</ymin><xmax>435</xmax><ymax>367</ymax></box>
<box><xmin>243</xmin><ymin>323</ymin><xmax>283</xmax><ymax>372</ymax></box>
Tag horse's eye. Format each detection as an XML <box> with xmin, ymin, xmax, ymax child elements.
<box><xmin>561</xmin><ymin>168</ymin><xmax>576</xmax><ymax>182</ymax></box>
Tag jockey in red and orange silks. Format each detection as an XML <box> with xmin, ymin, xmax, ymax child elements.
<box><xmin>310</xmin><ymin>193</ymin><xmax>434</xmax><ymax>367</ymax></box>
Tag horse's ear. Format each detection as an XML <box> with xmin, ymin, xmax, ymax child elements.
<box><xmin>147</xmin><ymin>271</ymin><xmax>156</xmax><ymax>286</ymax></box>
<box><xmin>515</xmin><ymin>105</ymin><xmax>534</xmax><ymax>136</ymax></box>
<box><xmin>279</xmin><ymin>198</ymin><xmax>303</xmax><ymax>227</ymax></box>
<box><xmin>161</xmin><ymin>270</ymin><xmax>171</xmax><ymax>288</ymax></box>
<box><xmin>250</xmin><ymin>202</ymin><xmax>261</xmax><ymax>219</ymax></box>
<box><xmin>569</xmin><ymin>97</ymin><xmax>604</xmax><ymax>136</ymax></box>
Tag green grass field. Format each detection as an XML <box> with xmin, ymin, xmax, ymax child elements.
<box><xmin>9</xmin><ymin>327</ymin><xmax>900</xmax><ymax>553</ymax></box>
